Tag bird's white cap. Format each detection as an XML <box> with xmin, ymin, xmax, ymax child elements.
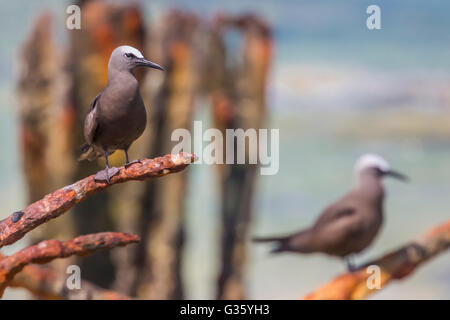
<box><xmin>117</xmin><ymin>45</ymin><xmax>144</xmax><ymax>59</ymax></box>
<box><xmin>354</xmin><ymin>153</ymin><xmax>390</xmax><ymax>174</ymax></box>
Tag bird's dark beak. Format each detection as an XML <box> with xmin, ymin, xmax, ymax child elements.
<box><xmin>384</xmin><ymin>169</ymin><xmax>409</xmax><ymax>182</ymax></box>
<box><xmin>137</xmin><ymin>58</ymin><xmax>165</xmax><ymax>71</ymax></box>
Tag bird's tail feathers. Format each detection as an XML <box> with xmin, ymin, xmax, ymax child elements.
<box><xmin>253</xmin><ymin>235</ymin><xmax>289</xmax><ymax>254</ymax></box>
<box><xmin>253</xmin><ymin>230</ymin><xmax>313</xmax><ymax>254</ymax></box>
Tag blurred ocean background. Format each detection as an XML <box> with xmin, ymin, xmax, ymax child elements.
<box><xmin>1</xmin><ymin>0</ymin><xmax>450</xmax><ymax>299</ymax></box>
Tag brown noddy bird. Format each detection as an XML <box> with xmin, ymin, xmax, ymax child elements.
<box><xmin>253</xmin><ymin>154</ymin><xmax>408</xmax><ymax>271</ymax></box>
<box><xmin>79</xmin><ymin>45</ymin><xmax>164</xmax><ymax>182</ymax></box>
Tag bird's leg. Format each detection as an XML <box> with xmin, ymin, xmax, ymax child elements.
<box><xmin>124</xmin><ymin>149</ymin><xmax>141</xmax><ymax>168</ymax></box>
<box><xmin>94</xmin><ymin>151</ymin><xmax>120</xmax><ymax>183</ymax></box>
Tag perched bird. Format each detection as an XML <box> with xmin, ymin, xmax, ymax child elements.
<box><xmin>79</xmin><ymin>45</ymin><xmax>164</xmax><ymax>182</ymax></box>
<box><xmin>253</xmin><ymin>154</ymin><xmax>408</xmax><ymax>271</ymax></box>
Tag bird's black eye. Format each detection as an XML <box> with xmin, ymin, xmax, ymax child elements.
<box><xmin>124</xmin><ymin>53</ymin><xmax>135</xmax><ymax>59</ymax></box>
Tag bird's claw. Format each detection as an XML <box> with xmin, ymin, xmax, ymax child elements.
<box><xmin>94</xmin><ymin>167</ymin><xmax>120</xmax><ymax>184</ymax></box>
<box><xmin>124</xmin><ymin>159</ymin><xmax>141</xmax><ymax>168</ymax></box>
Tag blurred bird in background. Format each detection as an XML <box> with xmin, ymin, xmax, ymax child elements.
<box><xmin>253</xmin><ymin>153</ymin><xmax>408</xmax><ymax>271</ymax></box>
<box><xmin>79</xmin><ymin>45</ymin><xmax>165</xmax><ymax>183</ymax></box>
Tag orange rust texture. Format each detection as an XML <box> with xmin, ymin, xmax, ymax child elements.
<box><xmin>0</xmin><ymin>153</ymin><xmax>196</xmax><ymax>249</ymax></box>
<box><xmin>0</xmin><ymin>232</ymin><xmax>139</xmax><ymax>297</ymax></box>
<box><xmin>303</xmin><ymin>219</ymin><xmax>450</xmax><ymax>300</ymax></box>
<box><xmin>16</xmin><ymin>13</ymin><xmax>55</xmax><ymax>203</ymax></box>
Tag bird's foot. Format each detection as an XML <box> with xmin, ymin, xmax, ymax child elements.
<box><xmin>124</xmin><ymin>159</ymin><xmax>141</xmax><ymax>169</ymax></box>
<box><xmin>94</xmin><ymin>167</ymin><xmax>120</xmax><ymax>184</ymax></box>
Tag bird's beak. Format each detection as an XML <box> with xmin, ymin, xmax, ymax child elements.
<box><xmin>137</xmin><ymin>58</ymin><xmax>165</xmax><ymax>71</ymax></box>
<box><xmin>384</xmin><ymin>169</ymin><xmax>409</xmax><ymax>182</ymax></box>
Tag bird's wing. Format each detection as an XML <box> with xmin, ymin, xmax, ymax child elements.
<box><xmin>84</xmin><ymin>92</ymin><xmax>102</xmax><ymax>144</ymax></box>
